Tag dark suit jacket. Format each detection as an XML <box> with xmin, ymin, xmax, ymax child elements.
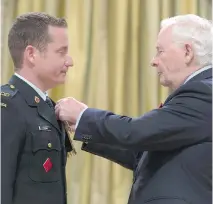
<box><xmin>74</xmin><ymin>68</ymin><xmax>212</xmax><ymax>204</ymax></box>
<box><xmin>1</xmin><ymin>75</ymin><xmax>72</xmax><ymax>204</ymax></box>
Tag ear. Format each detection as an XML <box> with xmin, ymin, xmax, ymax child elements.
<box><xmin>24</xmin><ymin>45</ymin><xmax>37</xmax><ymax>65</ymax></box>
<box><xmin>184</xmin><ymin>43</ymin><xmax>194</xmax><ymax>65</ymax></box>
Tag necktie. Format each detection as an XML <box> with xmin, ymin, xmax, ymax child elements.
<box><xmin>46</xmin><ymin>96</ymin><xmax>54</xmax><ymax>110</ymax></box>
<box><xmin>45</xmin><ymin>96</ymin><xmax>60</xmax><ymax>127</ymax></box>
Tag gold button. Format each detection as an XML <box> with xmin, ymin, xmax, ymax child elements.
<box><xmin>10</xmin><ymin>85</ymin><xmax>15</xmax><ymax>89</ymax></box>
<box><xmin>47</xmin><ymin>143</ymin><xmax>52</xmax><ymax>148</ymax></box>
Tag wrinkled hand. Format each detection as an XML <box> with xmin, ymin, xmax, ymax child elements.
<box><xmin>55</xmin><ymin>97</ymin><xmax>88</xmax><ymax>124</ymax></box>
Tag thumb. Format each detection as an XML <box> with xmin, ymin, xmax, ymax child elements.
<box><xmin>70</xmin><ymin>124</ymin><xmax>76</xmax><ymax>132</ymax></box>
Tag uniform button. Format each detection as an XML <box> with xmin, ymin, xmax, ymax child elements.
<box><xmin>47</xmin><ymin>143</ymin><xmax>52</xmax><ymax>148</ymax></box>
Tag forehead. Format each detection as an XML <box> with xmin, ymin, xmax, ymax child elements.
<box><xmin>156</xmin><ymin>26</ymin><xmax>173</xmax><ymax>47</ymax></box>
<box><xmin>48</xmin><ymin>26</ymin><xmax>68</xmax><ymax>45</ymax></box>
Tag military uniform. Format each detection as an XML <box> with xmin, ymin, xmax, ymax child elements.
<box><xmin>1</xmin><ymin>75</ymin><xmax>72</xmax><ymax>204</ymax></box>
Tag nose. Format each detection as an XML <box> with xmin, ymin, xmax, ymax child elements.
<box><xmin>150</xmin><ymin>57</ymin><xmax>158</xmax><ymax>67</ymax></box>
<box><xmin>65</xmin><ymin>55</ymin><xmax>74</xmax><ymax>68</ymax></box>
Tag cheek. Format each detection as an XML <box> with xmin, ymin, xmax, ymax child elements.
<box><xmin>47</xmin><ymin>59</ymin><xmax>62</xmax><ymax>72</ymax></box>
<box><xmin>53</xmin><ymin>57</ymin><xmax>65</xmax><ymax>69</ymax></box>
<box><xmin>160</xmin><ymin>53</ymin><xmax>181</xmax><ymax>72</ymax></box>
<box><xmin>38</xmin><ymin>56</ymin><xmax>66</xmax><ymax>77</ymax></box>
<box><xmin>158</xmin><ymin>55</ymin><xmax>170</xmax><ymax>72</ymax></box>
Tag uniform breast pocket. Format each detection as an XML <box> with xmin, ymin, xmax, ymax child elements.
<box><xmin>28</xmin><ymin>129</ymin><xmax>62</xmax><ymax>183</ymax></box>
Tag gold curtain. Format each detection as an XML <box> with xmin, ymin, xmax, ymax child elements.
<box><xmin>2</xmin><ymin>0</ymin><xmax>211</xmax><ymax>204</ymax></box>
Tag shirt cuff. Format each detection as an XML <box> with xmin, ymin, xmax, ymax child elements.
<box><xmin>75</xmin><ymin>108</ymin><xmax>88</xmax><ymax>129</ymax></box>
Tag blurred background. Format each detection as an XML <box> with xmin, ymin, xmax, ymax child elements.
<box><xmin>1</xmin><ymin>0</ymin><xmax>212</xmax><ymax>204</ymax></box>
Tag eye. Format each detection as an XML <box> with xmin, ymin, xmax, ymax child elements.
<box><xmin>58</xmin><ymin>50</ymin><xmax>66</xmax><ymax>56</ymax></box>
<box><xmin>156</xmin><ymin>50</ymin><xmax>164</xmax><ymax>56</ymax></box>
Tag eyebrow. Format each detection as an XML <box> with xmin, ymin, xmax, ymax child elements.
<box><xmin>57</xmin><ymin>46</ymin><xmax>68</xmax><ymax>52</ymax></box>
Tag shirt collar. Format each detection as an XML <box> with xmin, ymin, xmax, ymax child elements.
<box><xmin>14</xmin><ymin>73</ymin><xmax>48</xmax><ymax>101</ymax></box>
<box><xmin>184</xmin><ymin>65</ymin><xmax>212</xmax><ymax>84</ymax></box>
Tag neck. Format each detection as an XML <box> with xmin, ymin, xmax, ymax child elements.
<box><xmin>169</xmin><ymin>65</ymin><xmax>202</xmax><ymax>90</ymax></box>
<box><xmin>16</xmin><ymin>69</ymin><xmax>48</xmax><ymax>92</ymax></box>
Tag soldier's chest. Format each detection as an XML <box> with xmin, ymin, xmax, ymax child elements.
<box><xmin>22</xmin><ymin>106</ymin><xmax>64</xmax><ymax>152</ymax></box>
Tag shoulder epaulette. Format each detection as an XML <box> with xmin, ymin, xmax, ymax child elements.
<box><xmin>1</xmin><ymin>84</ymin><xmax>18</xmax><ymax>99</ymax></box>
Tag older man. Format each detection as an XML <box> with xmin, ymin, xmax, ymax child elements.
<box><xmin>56</xmin><ymin>14</ymin><xmax>212</xmax><ymax>204</ymax></box>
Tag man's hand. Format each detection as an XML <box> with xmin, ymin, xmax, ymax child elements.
<box><xmin>55</xmin><ymin>97</ymin><xmax>88</xmax><ymax>124</ymax></box>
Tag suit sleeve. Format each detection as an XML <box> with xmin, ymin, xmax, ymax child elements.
<box><xmin>74</xmin><ymin>82</ymin><xmax>211</xmax><ymax>151</ymax></box>
<box><xmin>1</xmin><ymin>98</ymin><xmax>26</xmax><ymax>204</ymax></box>
<box><xmin>81</xmin><ymin>143</ymin><xmax>137</xmax><ymax>170</ymax></box>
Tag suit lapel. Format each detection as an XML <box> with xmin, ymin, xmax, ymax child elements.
<box><xmin>37</xmin><ymin>101</ymin><xmax>62</xmax><ymax>134</ymax></box>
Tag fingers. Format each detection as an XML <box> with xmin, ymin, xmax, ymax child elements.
<box><xmin>56</xmin><ymin>97</ymin><xmax>74</xmax><ymax>105</ymax></box>
<box><xmin>55</xmin><ymin>97</ymin><xmax>74</xmax><ymax>121</ymax></box>
<box><xmin>55</xmin><ymin>105</ymin><xmax>60</xmax><ymax>119</ymax></box>
<box><xmin>55</xmin><ymin>103</ymin><xmax>60</xmax><ymax>111</ymax></box>
<box><xmin>55</xmin><ymin>97</ymin><xmax>88</xmax><ymax>123</ymax></box>
<box><xmin>55</xmin><ymin>99</ymin><xmax>66</xmax><ymax>120</ymax></box>
<box><xmin>70</xmin><ymin>124</ymin><xmax>76</xmax><ymax>132</ymax></box>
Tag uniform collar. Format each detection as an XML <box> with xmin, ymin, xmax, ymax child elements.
<box><xmin>14</xmin><ymin>73</ymin><xmax>48</xmax><ymax>101</ymax></box>
<box><xmin>8</xmin><ymin>75</ymin><xmax>63</xmax><ymax>134</ymax></box>
<box><xmin>9</xmin><ymin>75</ymin><xmax>45</xmax><ymax>106</ymax></box>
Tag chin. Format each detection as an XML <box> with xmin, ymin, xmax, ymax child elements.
<box><xmin>58</xmin><ymin>80</ymin><xmax>66</xmax><ymax>84</ymax></box>
<box><xmin>52</xmin><ymin>79</ymin><xmax>65</xmax><ymax>86</ymax></box>
<box><xmin>58</xmin><ymin>75</ymin><xmax>67</xmax><ymax>83</ymax></box>
<box><xmin>160</xmin><ymin>78</ymin><xmax>172</xmax><ymax>89</ymax></box>
<box><xmin>159</xmin><ymin>77</ymin><xmax>168</xmax><ymax>87</ymax></box>
<box><xmin>160</xmin><ymin>82</ymin><xmax>167</xmax><ymax>87</ymax></box>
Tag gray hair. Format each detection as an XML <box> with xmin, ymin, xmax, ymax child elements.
<box><xmin>161</xmin><ymin>14</ymin><xmax>212</xmax><ymax>67</ymax></box>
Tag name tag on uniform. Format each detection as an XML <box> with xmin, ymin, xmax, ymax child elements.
<box><xmin>38</xmin><ymin>125</ymin><xmax>51</xmax><ymax>131</ymax></box>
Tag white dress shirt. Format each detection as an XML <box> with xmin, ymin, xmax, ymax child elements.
<box><xmin>15</xmin><ymin>73</ymin><xmax>48</xmax><ymax>101</ymax></box>
<box><xmin>183</xmin><ymin>64</ymin><xmax>212</xmax><ymax>84</ymax></box>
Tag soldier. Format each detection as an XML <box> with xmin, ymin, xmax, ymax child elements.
<box><xmin>1</xmin><ymin>12</ymin><xmax>74</xmax><ymax>204</ymax></box>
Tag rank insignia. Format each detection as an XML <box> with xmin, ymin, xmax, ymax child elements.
<box><xmin>1</xmin><ymin>92</ymin><xmax>10</xmax><ymax>97</ymax></box>
<box><xmin>35</xmin><ymin>96</ymin><xmax>40</xmax><ymax>103</ymax></box>
<box><xmin>1</xmin><ymin>103</ymin><xmax>7</xmax><ymax>108</ymax></box>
